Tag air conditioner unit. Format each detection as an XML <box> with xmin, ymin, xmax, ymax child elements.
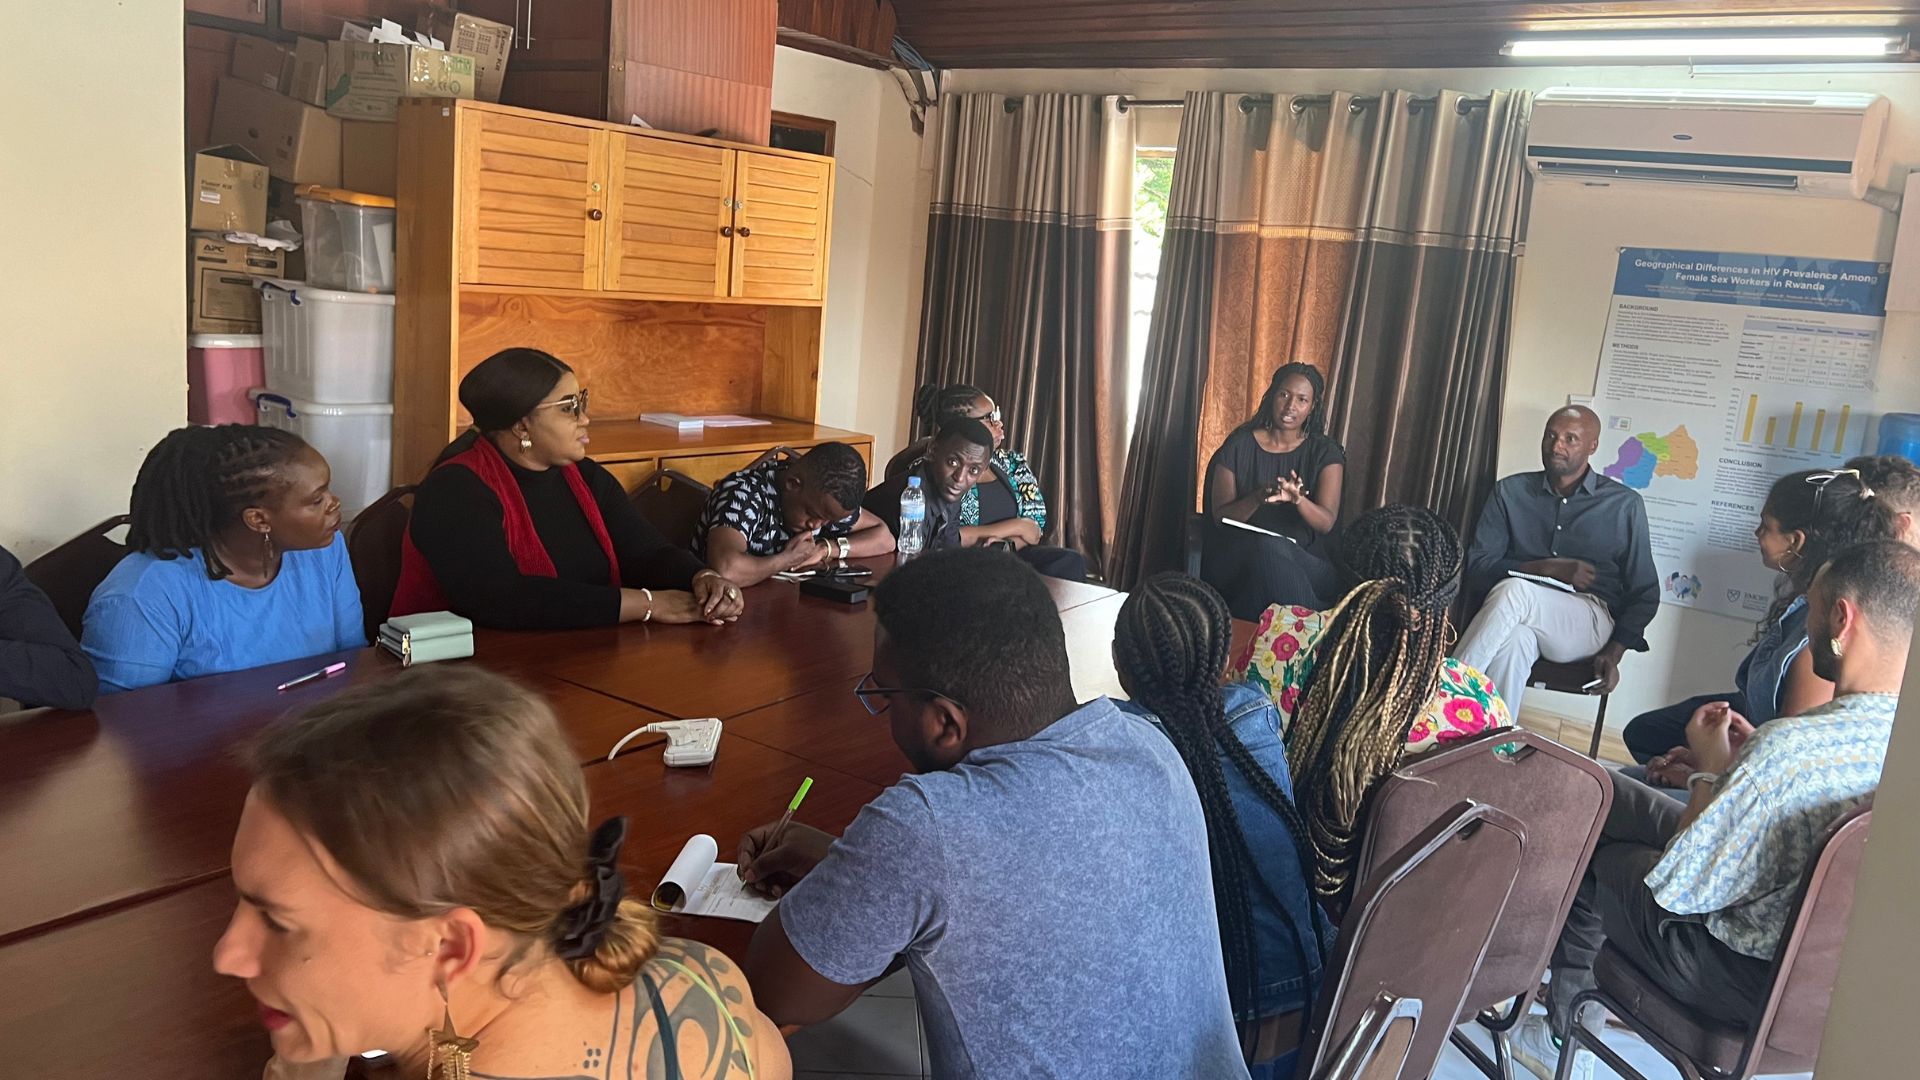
<box><xmin>1527</xmin><ymin>88</ymin><xmax>1888</xmax><ymax>200</ymax></box>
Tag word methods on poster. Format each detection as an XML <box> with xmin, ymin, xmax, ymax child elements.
<box><xmin>1592</xmin><ymin>247</ymin><xmax>1887</xmax><ymax>620</ymax></box>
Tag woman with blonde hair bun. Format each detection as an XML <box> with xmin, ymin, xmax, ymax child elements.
<box><xmin>216</xmin><ymin>666</ymin><xmax>788</xmax><ymax>1080</ymax></box>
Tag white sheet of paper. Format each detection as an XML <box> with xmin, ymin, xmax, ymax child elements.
<box><xmin>687</xmin><ymin>414</ymin><xmax>771</xmax><ymax>427</ymax></box>
<box><xmin>652</xmin><ymin>834</ymin><xmax>776</xmax><ymax>923</ymax></box>
<box><xmin>1219</xmin><ymin>516</ymin><xmax>1294</xmax><ymax>543</ymax></box>
<box><xmin>1507</xmin><ymin>569</ymin><xmax>1577</xmax><ymax>594</ymax></box>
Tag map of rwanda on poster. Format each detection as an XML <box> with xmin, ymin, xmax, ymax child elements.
<box><xmin>1603</xmin><ymin>426</ymin><xmax>1699</xmax><ymax>489</ymax></box>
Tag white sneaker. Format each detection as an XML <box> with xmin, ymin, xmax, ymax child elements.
<box><xmin>1508</xmin><ymin>1015</ymin><xmax>1594</xmax><ymax>1080</ymax></box>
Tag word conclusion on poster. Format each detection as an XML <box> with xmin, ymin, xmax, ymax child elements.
<box><xmin>1592</xmin><ymin>248</ymin><xmax>1887</xmax><ymax>621</ymax></box>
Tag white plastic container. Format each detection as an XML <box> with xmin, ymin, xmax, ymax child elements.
<box><xmin>252</xmin><ymin>389</ymin><xmax>394</xmax><ymax>520</ymax></box>
<box><xmin>259</xmin><ymin>278</ymin><xmax>395</xmax><ymax>405</ymax></box>
<box><xmin>299</xmin><ymin>186</ymin><xmax>397</xmax><ymax>293</ymax></box>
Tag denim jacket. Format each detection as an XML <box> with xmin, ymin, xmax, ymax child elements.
<box><xmin>1118</xmin><ymin>681</ymin><xmax>1333</xmax><ymax>1021</ymax></box>
<box><xmin>1737</xmin><ymin>596</ymin><xmax>1809</xmax><ymax>726</ymax></box>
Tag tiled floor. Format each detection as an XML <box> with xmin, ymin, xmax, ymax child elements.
<box><xmin>786</xmin><ymin>976</ymin><xmax>1813</xmax><ymax>1080</ymax></box>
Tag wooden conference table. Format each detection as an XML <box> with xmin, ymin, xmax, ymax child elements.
<box><xmin>0</xmin><ymin>559</ymin><xmax>1247</xmax><ymax>1078</ymax></box>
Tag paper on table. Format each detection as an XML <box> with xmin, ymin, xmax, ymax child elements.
<box><xmin>1507</xmin><ymin>569</ymin><xmax>1577</xmax><ymax>594</ymax></box>
<box><xmin>651</xmin><ymin>834</ymin><xmax>777</xmax><ymax>923</ymax></box>
<box><xmin>688</xmin><ymin>414</ymin><xmax>771</xmax><ymax>427</ymax></box>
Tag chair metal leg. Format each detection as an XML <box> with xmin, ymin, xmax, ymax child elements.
<box><xmin>1492</xmin><ymin>1026</ymin><xmax>1515</xmax><ymax>1080</ymax></box>
<box><xmin>1449</xmin><ymin>1027</ymin><xmax>1504</xmax><ymax>1080</ymax></box>
<box><xmin>1586</xmin><ymin>694</ymin><xmax>1610</xmax><ymax>760</ymax></box>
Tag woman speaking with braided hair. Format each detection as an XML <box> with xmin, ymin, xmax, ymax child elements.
<box><xmin>1229</xmin><ymin>504</ymin><xmax>1514</xmax><ymax>906</ymax></box>
<box><xmin>82</xmin><ymin>424</ymin><xmax>363</xmax><ymax>693</ymax></box>
<box><xmin>1113</xmin><ymin>573</ymin><xmax>1332</xmax><ymax>1079</ymax></box>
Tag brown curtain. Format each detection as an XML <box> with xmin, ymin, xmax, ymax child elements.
<box><xmin>914</xmin><ymin>93</ymin><xmax>1134</xmax><ymax>576</ymax></box>
<box><xmin>1112</xmin><ymin>89</ymin><xmax>1532</xmax><ymax>588</ymax></box>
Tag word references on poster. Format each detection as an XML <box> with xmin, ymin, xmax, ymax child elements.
<box><xmin>1592</xmin><ymin>248</ymin><xmax>1886</xmax><ymax>621</ymax></box>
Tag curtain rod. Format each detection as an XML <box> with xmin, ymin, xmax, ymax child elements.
<box><xmin>1238</xmin><ymin>93</ymin><xmax>1491</xmax><ymax>116</ymax></box>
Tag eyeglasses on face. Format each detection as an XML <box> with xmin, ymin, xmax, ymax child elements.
<box><xmin>852</xmin><ymin>672</ymin><xmax>963</xmax><ymax>715</ymax></box>
<box><xmin>534</xmin><ymin>390</ymin><xmax>591</xmax><ymax>419</ymax></box>
<box><xmin>967</xmin><ymin>405</ymin><xmax>1002</xmax><ymax>424</ymax></box>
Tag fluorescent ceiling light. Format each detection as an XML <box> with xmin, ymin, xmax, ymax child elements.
<box><xmin>1504</xmin><ymin>35</ymin><xmax>1906</xmax><ymax>59</ymax></box>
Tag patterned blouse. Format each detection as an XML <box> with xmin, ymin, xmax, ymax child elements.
<box><xmin>915</xmin><ymin>448</ymin><xmax>1047</xmax><ymax>531</ymax></box>
<box><xmin>1229</xmin><ymin>604</ymin><xmax>1512</xmax><ymax>754</ymax></box>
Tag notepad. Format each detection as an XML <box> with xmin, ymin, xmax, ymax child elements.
<box><xmin>688</xmin><ymin>414</ymin><xmax>770</xmax><ymax>427</ymax></box>
<box><xmin>1507</xmin><ymin>569</ymin><xmax>1577</xmax><ymax>594</ymax></box>
<box><xmin>1219</xmin><ymin>517</ymin><xmax>1296</xmax><ymax>543</ymax></box>
<box><xmin>651</xmin><ymin>834</ymin><xmax>777</xmax><ymax>923</ymax></box>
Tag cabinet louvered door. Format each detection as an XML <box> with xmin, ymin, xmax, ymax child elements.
<box><xmin>603</xmin><ymin>134</ymin><xmax>735</xmax><ymax>297</ymax></box>
<box><xmin>459</xmin><ymin>111</ymin><xmax>606</xmax><ymax>289</ymax></box>
<box><xmin>729</xmin><ymin>152</ymin><xmax>831</xmax><ymax>302</ymax></box>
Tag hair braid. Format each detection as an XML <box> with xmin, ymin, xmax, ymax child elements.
<box><xmin>126</xmin><ymin>424</ymin><xmax>309</xmax><ymax>580</ymax></box>
<box><xmin>1285</xmin><ymin>505</ymin><xmax>1462</xmax><ymax>904</ymax></box>
<box><xmin>1115</xmin><ymin>573</ymin><xmax>1320</xmax><ymax>1022</ymax></box>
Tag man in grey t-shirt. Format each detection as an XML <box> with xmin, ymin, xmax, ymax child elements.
<box><xmin>737</xmin><ymin>549</ymin><xmax>1247</xmax><ymax>1079</ymax></box>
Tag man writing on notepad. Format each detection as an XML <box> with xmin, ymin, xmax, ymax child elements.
<box><xmin>734</xmin><ymin>548</ymin><xmax>1248</xmax><ymax>1079</ymax></box>
<box><xmin>1455</xmin><ymin>405</ymin><xmax>1659</xmax><ymax>715</ymax></box>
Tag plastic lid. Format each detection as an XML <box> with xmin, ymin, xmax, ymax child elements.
<box><xmin>189</xmin><ymin>334</ymin><xmax>263</xmax><ymax>348</ymax></box>
<box><xmin>294</xmin><ymin>184</ymin><xmax>397</xmax><ymax>209</ymax></box>
<box><xmin>907</xmin><ymin>476</ymin><xmax>921</xmax><ymax>487</ymax></box>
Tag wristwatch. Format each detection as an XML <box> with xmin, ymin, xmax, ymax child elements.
<box><xmin>836</xmin><ymin>536</ymin><xmax>851</xmax><ymax>560</ymax></box>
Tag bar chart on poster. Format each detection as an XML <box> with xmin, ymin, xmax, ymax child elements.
<box><xmin>1592</xmin><ymin>248</ymin><xmax>1887</xmax><ymax>620</ymax></box>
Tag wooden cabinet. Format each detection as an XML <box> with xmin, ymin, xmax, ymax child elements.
<box><xmin>185</xmin><ymin>0</ymin><xmax>266</xmax><ymax>23</ymax></box>
<box><xmin>603</xmin><ymin>134</ymin><xmax>734</xmax><ymax>297</ymax></box>
<box><xmin>396</xmin><ymin>98</ymin><xmax>844</xmax><ymax>485</ymax></box>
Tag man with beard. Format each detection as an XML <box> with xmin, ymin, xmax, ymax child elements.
<box><xmin>1512</xmin><ymin>539</ymin><xmax>1918</xmax><ymax>1080</ymax></box>
<box><xmin>1455</xmin><ymin>405</ymin><xmax>1659</xmax><ymax>713</ymax></box>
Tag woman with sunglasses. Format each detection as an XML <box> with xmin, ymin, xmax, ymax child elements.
<box><xmin>395</xmin><ymin>349</ymin><xmax>746</xmax><ymax>630</ymax></box>
<box><xmin>1624</xmin><ymin>466</ymin><xmax>1900</xmax><ymax>787</ymax></box>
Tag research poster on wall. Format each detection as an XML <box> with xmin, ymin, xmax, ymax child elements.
<box><xmin>1591</xmin><ymin>247</ymin><xmax>1887</xmax><ymax>621</ymax></box>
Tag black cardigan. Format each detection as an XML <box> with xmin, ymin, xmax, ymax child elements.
<box><xmin>409</xmin><ymin>456</ymin><xmax>707</xmax><ymax>630</ymax></box>
<box><xmin>0</xmin><ymin>545</ymin><xmax>97</xmax><ymax>710</ymax></box>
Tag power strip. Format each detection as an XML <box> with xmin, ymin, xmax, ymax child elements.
<box><xmin>607</xmin><ymin>718</ymin><xmax>722</xmax><ymax>766</ymax></box>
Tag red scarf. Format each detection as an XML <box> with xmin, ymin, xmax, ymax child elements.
<box><xmin>390</xmin><ymin>436</ymin><xmax>621</xmax><ymax>618</ymax></box>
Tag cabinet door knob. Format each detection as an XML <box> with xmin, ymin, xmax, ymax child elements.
<box><xmin>737</xmin><ymin>226</ymin><xmax>752</xmax><ymax>238</ymax></box>
<box><xmin>720</xmin><ymin>225</ymin><xmax>733</xmax><ymax>237</ymax></box>
<box><xmin>588</xmin><ymin>208</ymin><xmax>603</xmax><ymax>221</ymax></box>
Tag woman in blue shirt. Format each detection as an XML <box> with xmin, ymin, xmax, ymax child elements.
<box><xmin>83</xmin><ymin>425</ymin><xmax>363</xmax><ymax>693</ymax></box>
<box><xmin>1113</xmin><ymin>572</ymin><xmax>1331</xmax><ymax>1079</ymax></box>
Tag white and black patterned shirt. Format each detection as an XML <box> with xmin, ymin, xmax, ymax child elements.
<box><xmin>693</xmin><ymin>458</ymin><xmax>857</xmax><ymax>559</ymax></box>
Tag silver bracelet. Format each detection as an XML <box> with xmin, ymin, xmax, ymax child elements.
<box><xmin>642</xmin><ymin>587</ymin><xmax>652</xmax><ymax>623</ymax></box>
<box><xmin>1686</xmin><ymin>771</ymin><xmax>1718</xmax><ymax>790</ymax></box>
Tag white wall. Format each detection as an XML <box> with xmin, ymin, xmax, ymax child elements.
<box><xmin>0</xmin><ymin>1</ymin><xmax>186</xmax><ymax>560</ymax></box>
<box><xmin>772</xmin><ymin>47</ymin><xmax>929</xmax><ymax>466</ymax></box>
<box><xmin>946</xmin><ymin>62</ymin><xmax>1920</xmax><ymax>728</ymax></box>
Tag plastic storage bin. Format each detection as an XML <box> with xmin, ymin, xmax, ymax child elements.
<box><xmin>259</xmin><ymin>278</ymin><xmax>395</xmax><ymax>404</ymax></box>
<box><xmin>252</xmin><ymin>389</ymin><xmax>394</xmax><ymax>520</ymax></box>
<box><xmin>298</xmin><ymin>185</ymin><xmax>397</xmax><ymax>294</ymax></box>
<box><xmin>187</xmin><ymin>334</ymin><xmax>264</xmax><ymax>426</ymax></box>
<box><xmin>1876</xmin><ymin>413</ymin><xmax>1920</xmax><ymax>465</ymax></box>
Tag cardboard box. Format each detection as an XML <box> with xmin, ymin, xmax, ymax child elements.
<box><xmin>326</xmin><ymin>41</ymin><xmax>476</xmax><ymax>122</ymax></box>
<box><xmin>230</xmin><ymin>35</ymin><xmax>294</xmax><ymax>92</ymax></box>
<box><xmin>422</xmin><ymin>10</ymin><xmax>512</xmax><ymax>103</ymax></box>
<box><xmin>211</xmin><ymin>77</ymin><xmax>342</xmax><ymax>186</ymax></box>
<box><xmin>289</xmin><ymin>37</ymin><xmax>329</xmax><ymax>106</ymax></box>
<box><xmin>191</xmin><ymin>145</ymin><xmax>270</xmax><ymax>234</ymax></box>
<box><xmin>340</xmin><ymin>120</ymin><xmax>398</xmax><ymax>197</ymax></box>
<box><xmin>190</xmin><ymin>235</ymin><xmax>286</xmax><ymax>334</ymax></box>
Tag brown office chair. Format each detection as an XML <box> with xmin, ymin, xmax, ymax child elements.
<box><xmin>1355</xmin><ymin>730</ymin><xmax>1614</xmax><ymax>1080</ymax></box>
<box><xmin>1528</xmin><ymin>657</ymin><xmax>1611</xmax><ymax>758</ymax></box>
<box><xmin>883</xmin><ymin>437</ymin><xmax>931</xmax><ymax>482</ymax></box>
<box><xmin>1558</xmin><ymin>802</ymin><xmax>1872</xmax><ymax>1080</ymax></box>
<box><xmin>345</xmin><ymin>485</ymin><xmax>416</xmax><ymax>644</ymax></box>
<box><xmin>630</xmin><ymin>469</ymin><xmax>713</xmax><ymax>552</ymax></box>
<box><xmin>1294</xmin><ymin>800</ymin><xmax>1527</xmax><ymax>1080</ymax></box>
<box><xmin>22</xmin><ymin>515</ymin><xmax>132</xmax><ymax>641</ymax></box>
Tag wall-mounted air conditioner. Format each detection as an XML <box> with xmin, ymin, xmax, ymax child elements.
<box><xmin>1527</xmin><ymin>88</ymin><xmax>1888</xmax><ymax>200</ymax></box>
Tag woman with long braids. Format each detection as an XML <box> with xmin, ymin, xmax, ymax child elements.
<box><xmin>82</xmin><ymin>424</ymin><xmax>363</xmax><ymax>693</ymax></box>
<box><xmin>1230</xmin><ymin>504</ymin><xmax>1513</xmax><ymax>905</ymax></box>
<box><xmin>1203</xmin><ymin>363</ymin><xmax>1346</xmax><ymax>617</ymax></box>
<box><xmin>1114</xmin><ymin>572</ymin><xmax>1332</xmax><ymax>1079</ymax></box>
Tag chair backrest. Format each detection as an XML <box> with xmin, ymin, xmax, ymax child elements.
<box><xmin>883</xmin><ymin>437</ymin><xmax>931</xmax><ymax>482</ymax></box>
<box><xmin>1355</xmin><ymin>729</ymin><xmax>1613</xmax><ymax>1021</ymax></box>
<box><xmin>630</xmin><ymin>469</ymin><xmax>712</xmax><ymax>552</ymax></box>
<box><xmin>22</xmin><ymin>515</ymin><xmax>132</xmax><ymax>641</ymax></box>
<box><xmin>1295</xmin><ymin>800</ymin><xmax>1526</xmax><ymax>1080</ymax></box>
<box><xmin>1184</xmin><ymin>512</ymin><xmax>1207</xmax><ymax>579</ymax></box>
<box><xmin>344</xmin><ymin>485</ymin><xmax>415</xmax><ymax>644</ymax></box>
<box><xmin>1745</xmin><ymin>802</ymin><xmax>1873</xmax><ymax>1076</ymax></box>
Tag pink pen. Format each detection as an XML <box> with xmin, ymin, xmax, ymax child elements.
<box><xmin>278</xmin><ymin>661</ymin><xmax>348</xmax><ymax>692</ymax></box>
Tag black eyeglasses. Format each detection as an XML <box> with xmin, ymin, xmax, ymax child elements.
<box><xmin>967</xmin><ymin>406</ymin><xmax>1002</xmax><ymax>424</ymax></box>
<box><xmin>853</xmin><ymin>672</ymin><xmax>962</xmax><ymax>715</ymax></box>
<box><xmin>1807</xmin><ymin>468</ymin><xmax>1874</xmax><ymax>512</ymax></box>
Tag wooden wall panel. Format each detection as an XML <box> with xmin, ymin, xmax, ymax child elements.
<box><xmin>628</xmin><ymin>0</ymin><xmax>778</xmax><ymax>85</ymax></box>
<box><xmin>779</xmin><ymin>0</ymin><xmax>898</xmax><ymax>55</ymax></box>
<box><xmin>457</xmin><ymin>293</ymin><xmax>770</xmax><ymax>422</ymax></box>
<box><xmin>762</xmin><ymin>305</ymin><xmax>822</xmax><ymax>421</ymax></box>
<box><xmin>619</xmin><ymin>66</ymin><xmax>773</xmax><ymax>145</ymax></box>
<box><xmin>185</xmin><ymin>27</ymin><xmax>237</xmax><ymax>152</ymax></box>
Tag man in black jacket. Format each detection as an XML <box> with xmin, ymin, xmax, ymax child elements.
<box><xmin>1</xmin><ymin>544</ymin><xmax>98</xmax><ymax>711</ymax></box>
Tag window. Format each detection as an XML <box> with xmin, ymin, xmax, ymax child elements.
<box><xmin>1127</xmin><ymin>113</ymin><xmax>1177</xmax><ymax>450</ymax></box>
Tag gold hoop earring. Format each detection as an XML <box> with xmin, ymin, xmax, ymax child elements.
<box><xmin>427</xmin><ymin>983</ymin><xmax>477</xmax><ymax>1080</ymax></box>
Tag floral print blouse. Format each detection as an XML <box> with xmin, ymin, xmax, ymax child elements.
<box><xmin>1229</xmin><ymin>604</ymin><xmax>1512</xmax><ymax>754</ymax></box>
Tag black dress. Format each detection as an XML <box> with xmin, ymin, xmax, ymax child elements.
<box><xmin>410</xmin><ymin>456</ymin><xmax>708</xmax><ymax>630</ymax></box>
<box><xmin>1202</xmin><ymin>428</ymin><xmax>1345</xmax><ymax>619</ymax></box>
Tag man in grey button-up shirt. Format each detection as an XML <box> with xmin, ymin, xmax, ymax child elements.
<box><xmin>1455</xmin><ymin>405</ymin><xmax>1659</xmax><ymax>714</ymax></box>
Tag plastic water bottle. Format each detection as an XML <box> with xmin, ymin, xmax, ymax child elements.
<box><xmin>898</xmin><ymin>476</ymin><xmax>928</xmax><ymax>556</ymax></box>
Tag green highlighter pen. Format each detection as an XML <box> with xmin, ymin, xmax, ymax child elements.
<box><xmin>767</xmin><ymin>776</ymin><xmax>814</xmax><ymax>849</ymax></box>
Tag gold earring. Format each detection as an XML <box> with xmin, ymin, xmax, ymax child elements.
<box><xmin>519</xmin><ymin>433</ymin><xmax>533</xmax><ymax>451</ymax></box>
<box><xmin>1830</xmin><ymin>638</ymin><xmax>1845</xmax><ymax>659</ymax></box>
<box><xmin>426</xmin><ymin>984</ymin><xmax>477</xmax><ymax>1080</ymax></box>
